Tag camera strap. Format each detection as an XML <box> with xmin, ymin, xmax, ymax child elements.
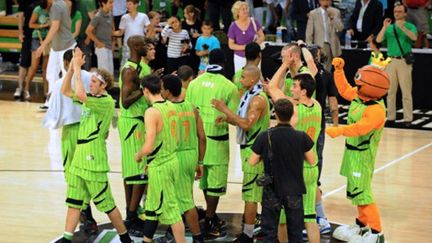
<box><xmin>266</xmin><ymin>129</ymin><xmax>274</xmax><ymax>176</ymax></box>
<box><xmin>393</xmin><ymin>25</ymin><xmax>407</xmax><ymax>56</ymax></box>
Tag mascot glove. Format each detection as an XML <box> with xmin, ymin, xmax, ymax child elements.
<box><xmin>332</xmin><ymin>58</ymin><xmax>345</xmax><ymax>71</ymax></box>
<box><xmin>326</xmin><ymin>126</ymin><xmax>344</xmax><ymax>138</ymax></box>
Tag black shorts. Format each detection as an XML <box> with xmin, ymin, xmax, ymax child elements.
<box><xmin>19</xmin><ymin>31</ymin><xmax>33</xmax><ymax>68</ymax></box>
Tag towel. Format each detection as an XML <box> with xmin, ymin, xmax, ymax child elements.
<box><xmin>236</xmin><ymin>82</ymin><xmax>263</xmax><ymax>145</ymax></box>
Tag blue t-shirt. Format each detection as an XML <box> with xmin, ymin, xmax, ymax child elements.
<box><xmin>195</xmin><ymin>35</ymin><xmax>221</xmax><ymax>71</ymax></box>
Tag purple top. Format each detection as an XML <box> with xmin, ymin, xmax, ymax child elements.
<box><xmin>228</xmin><ymin>18</ymin><xmax>262</xmax><ymax>57</ymax></box>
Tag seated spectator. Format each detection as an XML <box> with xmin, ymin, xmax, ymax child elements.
<box><xmin>195</xmin><ymin>21</ymin><xmax>221</xmax><ymax>73</ymax></box>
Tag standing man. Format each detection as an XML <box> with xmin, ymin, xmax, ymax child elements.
<box><xmin>117</xmin><ymin>35</ymin><xmax>151</xmax><ymax>234</ymax></box>
<box><xmin>161</xmin><ymin>74</ymin><xmax>207</xmax><ymax>243</ymax></box>
<box><xmin>306</xmin><ymin>0</ymin><xmax>343</xmax><ymax>71</ymax></box>
<box><xmin>212</xmin><ymin>65</ymin><xmax>270</xmax><ymax>243</ymax></box>
<box><xmin>185</xmin><ymin>49</ymin><xmax>239</xmax><ymax>238</ymax></box>
<box><xmin>135</xmin><ymin>75</ymin><xmax>185</xmax><ymax>243</ymax></box>
<box><xmin>60</xmin><ymin>48</ymin><xmax>132</xmax><ymax>243</ymax></box>
<box><xmin>36</xmin><ymin>0</ymin><xmax>76</xmax><ymax>108</ymax></box>
<box><xmin>347</xmin><ymin>0</ymin><xmax>383</xmax><ymax>48</ymax></box>
<box><xmin>232</xmin><ymin>42</ymin><xmax>262</xmax><ymax>99</ymax></box>
<box><xmin>376</xmin><ymin>3</ymin><xmax>417</xmax><ymax>127</ymax></box>
<box><xmin>85</xmin><ymin>0</ymin><xmax>114</xmax><ymax>74</ymax></box>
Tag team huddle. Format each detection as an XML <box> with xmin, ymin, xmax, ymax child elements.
<box><xmin>45</xmin><ymin>33</ymin><xmax>389</xmax><ymax>243</ymax></box>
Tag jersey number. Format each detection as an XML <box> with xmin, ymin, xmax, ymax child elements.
<box><xmin>306</xmin><ymin>127</ymin><xmax>315</xmax><ymax>140</ymax></box>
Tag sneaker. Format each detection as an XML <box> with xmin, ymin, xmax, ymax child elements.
<box><xmin>348</xmin><ymin>228</ymin><xmax>385</xmax><ymax>243</ymax></box>
<box><xmin>332</xmin><ymin>224</ymin><xmax>361</xmax><ymax>241</ymax></box>
<box><xmin>232</xmin><ymin>233</ymin><xmax>253</xmax><ymax>243</ymax></box>
<box><xmin>317</xmin><ymin>217</ymin><xmax>332</xmax><ymax>234</ymax></box>
<box><xmin>14</xmin><ymin>88</ymin><xmax>22</xmax><ymax>99</ymax></box>
<box><xmin>213</xmin><ymin>214</ymin><xmax>227</xmax><ymax>229</ymax></box>
<box><xmin>23</xmin><ymin>90</ymin><xmax>31</xmax><ymax>101</ymax></box>
<box><xmin>204</xmin><ymin>221</ymin><xmax>226</xmax><ymax>240</ymax></box>
<box><xmin>79</xmin><ymin>218</ymin><xmax>98</xmax><ymax>235</ymax></box>
<box><xmin>38</xmin><ymin>99</ymin><xmax>49</xmax><ymax>111</ymax></box>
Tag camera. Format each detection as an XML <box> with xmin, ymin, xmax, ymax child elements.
<box><xmin>257</xmin><ymin>174</ymin><xmax>273</xmax><ymax>187</ymax></box>
<box><xmin>202</xmin><ymin>44</ymin><xmax>209</xmax><ymax>50</ymax></box>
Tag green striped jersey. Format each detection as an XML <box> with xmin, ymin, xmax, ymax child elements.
<box><xmin>72</xmin><ymin>93</ymin><xmax>115</xmax><ymax>172</ymax></box>
<box><xmin>296</xmin><ymin>99</ymin><xmax>322</xmax><ymax>167</ymax></box>
<box><xmin>185</xmin><ymin>72</ymin><xmax>239</xmax><ymax>137</ymax></box>
<box><xmin>345</xmin><ymin>98</ymin><xmax>385</xmax><ymax>152</ymax></box>
<box><xmin>285</xmin><ymin>66</ymin><xmax>310</xmax><ymax>97</ymax></box>
<box><xmin>119</xmin><ymin>60</ymin><xmax>150</xmax><ymax>118</ymax></box>
<box><xmin>173</xmin><ymin>100</ymin><xmax>198</xmax><ymax>152</ymax></box>
<box><xmin>147</xmin><ymin>101</ymin><xmax>179</xmax><ymax>166</ymax></box>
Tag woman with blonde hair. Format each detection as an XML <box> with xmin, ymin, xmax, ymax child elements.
<box><xmin>228</xmin><ymin>1</ymin><xmax>265</xmax><ymax>72</ymax></box>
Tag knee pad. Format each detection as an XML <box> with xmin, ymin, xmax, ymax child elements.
<box><xmin>143</xmin><ymin>220</ymin><xmax>159</xmax><ymax>240</ymax></box>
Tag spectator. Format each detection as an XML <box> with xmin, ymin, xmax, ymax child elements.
<box><xmin>182</xmin><ymin>5</ymin><xmax>202</xmax><ymax>72</ymax></box>
<box><xmin>405</xmin><ymin>0</ymin><xmax>430</xmax><ymax>48</ymax></box>
<box><xmin>14</xmin><ymin>0</ymin><xmax>40</xmax><ymax>100</ymax></box>
<box><xmin>228</xmin><ymin>1</ymin><xmax>265</xmax><ymax>72</ymax></box>
<box><xmin>306</xmin><ymin>0</ymin><xmax>344</xmax><ymax>71</ymax></box>
<box><xmin>24</xmin><ymin>0</ymin><xmax>52</xmax><ymax>101</ymax></box>
<box><xmin>67</xmin><ymin>0</ymin><xmax>82</xmax><ymax>40</ymax></box>
<box><xmin>86</xmin><ymin>0</ymin><xmax>114</xmax><ymax>74</ymax></box>
<box><xmin>266</xmin><ymin>0</ymin><xmax>294</xmax><ymax>40</ymax></box>
<box><xmin>376</xmin><ymin>2</ymin><xmax>417</xmax><ymax>127</ymax></box>
<box><xmin>36</xmin><ymin>0</ymin><xmax>76</xmax><ymax>110</ymax></box>
<box><xmin>249</xmin><ymin>98</ymin><xmax>315</xmax><ymax>243</ymax></box>
<box><xmin>347</xmin><ymin>0</ymin><xmax>384</xmax><ymax>48</ymax></box>
<box><xmin>195</xmin><ymin>21</ymin><xmax>221</xmax><ymax>73</ymax></box>
<box><xmin>146</xmin><ymin>11</ymin><xmax>166</xmax><ymax>71</ymax></box>
<box><xmin>114</xmin><ymin>0</ymin><xmax>150</xmax><ymax>67</ymax></box>
<box><xmin>291</xmin><ymin>0</ymin><xmax>318</xmax><ymax>41</ymax></box>
<box><xmin>113</xmin><ymin>0</ymin><xmax>126</xmax><ymax>48</ymax></box>
<box><xmin>77</xmin><ymin>0</ymin><xmax>97</xmax><ymax>70</ymax></box>
<box><xmin>161</xmin><ymin>16</ymin><xmax>191</xmax><ymax>74</ymax></box>
<box><xmin>207</xmin><ymin>0</ymin><xmax>234</xmax><ymax>32</ymax></box>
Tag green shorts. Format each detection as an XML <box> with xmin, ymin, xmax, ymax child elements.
<box><xmin>176</xmin><ymin>149</ymin><xmax>198</xmax><ymax>213</ymax></box>
<box><xmin>242</xmin><ymin>172</ymin><xmax>263</xmax><ymax>203</ymax></box>
<box><xmin>199</xmin><ymin>164</ymin><xmax>228</xmax><ymax>197</ymax></box>
<box><xmin>145</xmin><ymin>158</ymin><xmax>182</xmax><ymax>225</ymax></box>
<box><xmin>66</xmin><ymin>169</ymin><xmax>116</xmax><ymax>213</ymax></box>
<box><xmin>118</xmin><ymin>117</ymin><xmax>147</xmax><ymax>185</ymax></box>
<box><xmin>303</xmin><ymin>165</ymin><xmax>318</xmax><ymax>222</ymax></box>
<box><xmin>61</xmin><ymin>123</ymin><xmax>80</xmax><ymax>178</ymax></box>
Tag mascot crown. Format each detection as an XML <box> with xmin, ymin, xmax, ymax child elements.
<box><xmin>370</xmin><ymin>52</ymin><xmax>391</xmax><ymax>69</ymax></box>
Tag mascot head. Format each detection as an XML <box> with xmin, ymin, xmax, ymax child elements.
<box><xmin>354</xmin><ymin>52</ymin><xmax>391</xmax><ymax>101</ymax></box>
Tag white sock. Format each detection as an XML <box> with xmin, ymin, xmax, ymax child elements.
<box><xmin>243</xmin><ymin>224</ymin><xmax>254</xmax><ymax>238</ymax></box>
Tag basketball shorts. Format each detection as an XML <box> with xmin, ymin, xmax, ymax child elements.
<box><xmin>242</xmin><ymin>172</ymin><xmax>263</xmax><ymax>203</ymax></box>
<box><xmin>199</xmin><ymin>164</ymin><xmax>228</xmax><ymax>197</ymax></box>
<box><xmin>176</xmin><ymin>149</ymin><xmax>198</xmax><ymax>213</ymax></box>
<box><xmin>61</xmin><ymin>123</ymin><xmax>80</xmax><ymax>180</ymax></box>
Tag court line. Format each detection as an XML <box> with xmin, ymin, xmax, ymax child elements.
<box><xmin>323</xmin><ymin>141</ymin><xmax>432</xmax><ymax>199</ymax></box>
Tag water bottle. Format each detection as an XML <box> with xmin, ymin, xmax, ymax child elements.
<box><xmin>345</xmin><ymin>32</ymin><xmax>351</xmax><ymax>49</ymax></box>
<box><xmin>0</xmin><ymin>54</ymin><xmax>3</xmax><ymax>63</ymax></box>
<box><xmin>276</xmin><ymin>27</ymin><xmax>283</xmax><ymax>44</ymax></box>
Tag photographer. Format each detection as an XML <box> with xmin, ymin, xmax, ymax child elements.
<box><xmin>161</xmin><ymin>16</ymin><xmax>191</xmax><ymax>74</ymax></box>
<box><xmin>249</xmin><ymin>98</ymin><xmax>315</xmax><ymax>243</ymax></box>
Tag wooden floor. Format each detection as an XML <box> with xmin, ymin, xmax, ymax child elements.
<box><xmin>0</xmin><ymin>101</ymin><xmax>431</xmax><ymax>243</ymax></box>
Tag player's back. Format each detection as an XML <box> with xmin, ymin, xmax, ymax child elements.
<box><xmin>186</xmin><ymin>72</ymin><xmax>239</xmax><ymax>136</ymax></box>
<box><xmin>147</xmin><ymin>100</ymin><xmax>179</xmax><ymax>166</ymax></box>
<box><xmin>173</xmin><ymin>100</ymin><xmax>198</xmax><ymax>152</ymax></box>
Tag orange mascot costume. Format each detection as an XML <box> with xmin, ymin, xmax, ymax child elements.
<box><xmin>327</xmin><ymin>53</ymin><xmax>390</xmax><ymax>243</ymax></box>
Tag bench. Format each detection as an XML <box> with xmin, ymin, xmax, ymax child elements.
<box><xmin>0</xmin><ymin>15</ymin><xmax>21</xmax><ymax>52</ymax></box>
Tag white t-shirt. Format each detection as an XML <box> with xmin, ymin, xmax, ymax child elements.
<box><xmin>113</xmin><ymin>0</ymin><xmax>127</xmax><ymax>16</ymax></box>
<box><xmin>119</xmin><ymin>12</ymin><xmax>150</xmax><ymax>45</ymax></box>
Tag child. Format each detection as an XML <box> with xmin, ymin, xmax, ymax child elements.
<box><xmin>161</xmin><ymin>16</ymin><xmax>191</xmax><ymax>74</ymax></box>
<box><xmin>195</xmin><ymin>21</ymin><xmax>220</xmax><ymax>73</ymax></box>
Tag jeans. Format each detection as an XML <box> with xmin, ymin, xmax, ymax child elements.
<box><xmin>261</xmin><ymin>187</ymin><xmax>304</xmax><ymax>243</ymax></box>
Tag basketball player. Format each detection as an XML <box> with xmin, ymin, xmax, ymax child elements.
<box><xmin>212</xmin><ymin>65</ymin><xmax>270</xmax><ymax>243</ymax></box>
<box><xmin>42</xmin><ymin>49</ymin><xmax>97</xmax><ymax>234</ymax></box>
<box><xmin>268</xmin><ymin>63</ymin><xmax>321</xmax><ymax>242</ymax></box>
<box><xmin>185</xmin><ymin>49</ymin><xmax>239</xmax><ymax>238</ymax></box>
<box><xmin>118</xmin><ymin>35</ymin><xmax>151</xmax><ymax>233</ymax></box>
<box><xmin>135</xmin><ymin>75</ymin><xmax>185</xmax><ymax>243</ymax></box>
<box><xmin>60</xmin><ymin>48</ymin><xmax>131</xmax><ymax>243</ymax></box>
<box><xmin>161</xmin><ymin>74</ymin><xmax>206</xmax><ymax>243</ymax></box>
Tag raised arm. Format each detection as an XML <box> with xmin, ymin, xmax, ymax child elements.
<box><xmin>61</xmin><ymin>57</ymin><xmax>75</xmax><ymax>98</ymax></box>
<box><xmin>332</xmin><ymin>57</ymin><xmax>358</xmax><ymax>101</ymax></box>
<box><xmin>72</xmin><ymin>48</ymin><xmax>87</xmax><ymax>103</ymax></box>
